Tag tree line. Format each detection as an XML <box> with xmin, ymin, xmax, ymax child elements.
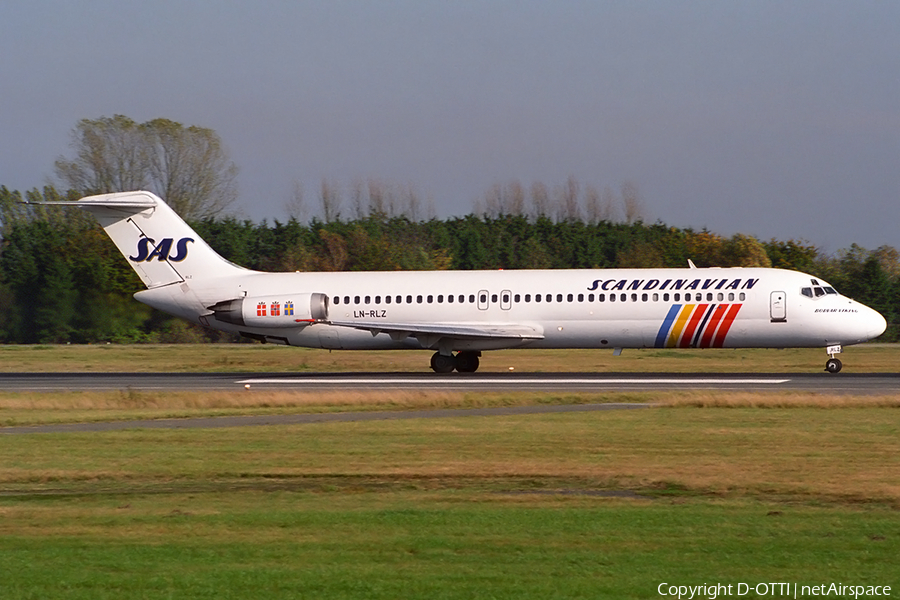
<box><xmin>2</xmin><ymin>185</ymin><xmax>898</xmax><ymax>344</ymax></box>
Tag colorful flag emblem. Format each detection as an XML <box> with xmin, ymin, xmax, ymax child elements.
<box><xmin>284</xmin><ymin>301</ymin><xmax>294</xmax><ymax>316</ymax></box>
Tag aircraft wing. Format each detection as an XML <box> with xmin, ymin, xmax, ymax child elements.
<box><xmin>328</xmin><ymin>320</ymin><xmax>544</xmax><ymax>344</ymax></box>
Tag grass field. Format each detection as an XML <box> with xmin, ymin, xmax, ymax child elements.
<box><xmin>2</xmin><ymin>400</ymin><xmax>899</xmax><ymax>598</ymax></box>
<box><xmin>1</xmin><ymin>342</ymin><xmax>898</xmax><ymax>373</ymax></box>
<box><xmin>1</xmin><ymin>345</ymin><xmax>898</xmax><ymax>598</ymax></box>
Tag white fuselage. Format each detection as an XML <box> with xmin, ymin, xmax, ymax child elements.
<box><xmin>135</xmin><ymin>266</ymin><xmax>886</xmax><ymax>353</ymax></box>
<box><xmin>49</xmin><ymin>191</ymin><xmax>885</xmax><ymax>372</ymax></box>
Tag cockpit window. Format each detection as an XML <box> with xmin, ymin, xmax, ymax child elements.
<box><xmin>803</xmin><ymin>279</ymin><xmax>839</xmax><ymax>299</ymax></box>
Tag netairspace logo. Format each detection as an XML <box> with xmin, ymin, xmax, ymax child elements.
<box><xmin>657</xmin><ymin>582</ymin><xmax>892</xmax><ymax>599</ymax></box>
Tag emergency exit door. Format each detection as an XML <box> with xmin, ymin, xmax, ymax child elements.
<box><xmin>770</xmin><ymin>291</ymin><xmax>786</xmax><ymax>322</ymax></box>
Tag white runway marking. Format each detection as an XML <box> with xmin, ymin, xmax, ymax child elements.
<box><xmin>238</xmin><ymin>377</ymin><xmax>790</xmax><ymax>386</ymax></box>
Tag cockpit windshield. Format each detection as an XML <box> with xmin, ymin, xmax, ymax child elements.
<box><xmin>800</xmin><ymin>278</ymin><xmax>838</xmax><ymax>299</ymax></box>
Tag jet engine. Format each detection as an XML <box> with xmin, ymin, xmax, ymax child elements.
<box><xmin>208</xmin><ymin>293</ymin><xmax>328</xmax><ymax>327</ymax></box>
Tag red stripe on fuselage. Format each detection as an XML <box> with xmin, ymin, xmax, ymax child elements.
<box><xmin>712</xmin><ymin>304</ymin><xmax>742</xmax><ymax>348</ymax></box>
<box><xmin>698</xmin><ymin>304</ymin><xmax>729</xmax><ymax>348</ymax></box>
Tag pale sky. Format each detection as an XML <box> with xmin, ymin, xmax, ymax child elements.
<box><xmin>2</xmin><ymin>1</ymin><xmax>898</xmax><ymax>252</ymax></box>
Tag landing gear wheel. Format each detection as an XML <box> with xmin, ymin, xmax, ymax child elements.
<box><xmin>455</xmin><ymin>351</ymin><xmax>480</xmax><ymax>373</ymax></box>
<box><xmin>825</xmin><ymin>358</ymin><xmax>842</xmax><ymax>373</ymax></box>
<box><xmin>430</xmin><ymin>352</ymin><xmax>456</xmax><ymax>374</ymax></box>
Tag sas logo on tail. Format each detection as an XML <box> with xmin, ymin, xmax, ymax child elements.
<box><xmin>129</xmin><ymin>237</ymin><xmax>194</xmax><ymax>262</ymax></box>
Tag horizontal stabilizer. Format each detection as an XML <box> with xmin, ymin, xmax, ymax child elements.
<box><xmin>24</xmin><ymin>197</ymin><xmax>158</xmax><ymax>209</ymax></box>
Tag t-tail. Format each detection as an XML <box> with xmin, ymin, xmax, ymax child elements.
<box><xmin>52</xmin><ymin>190</ymin><xmax>246</xmax><ymax>288</ymax></box>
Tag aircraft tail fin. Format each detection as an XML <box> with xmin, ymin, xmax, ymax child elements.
<box><xmin>46</xmin><ymin>191</ymin><xmax>247</xmax><ymax>288</ymax></box>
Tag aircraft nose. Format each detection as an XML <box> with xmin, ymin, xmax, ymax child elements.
<box><xmin>866</xmin><ymin>307</ymin><xmax>888</xmax><ymax>339</ymax></box>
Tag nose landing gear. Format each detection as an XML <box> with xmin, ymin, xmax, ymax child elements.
<box><xmin>430</xmin><ymin>351</ymin><xmax>481</xmax><ymax>373</ymax></box>
<box><xmin>825</xmin><ymin>344</ymin><xmax>843</xmax><ymax>373</ymax></box>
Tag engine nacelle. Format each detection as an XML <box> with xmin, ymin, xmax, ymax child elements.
<box><xmin>208</xmin><ymin>293</ymin><xmax>328</xmax><ymax>327</ymax></box>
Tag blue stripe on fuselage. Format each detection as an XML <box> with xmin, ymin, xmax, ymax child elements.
<box><xmin>655</xmin><ymin>304</ymin><xmax>683</xmax><ymax>348</ymax></box>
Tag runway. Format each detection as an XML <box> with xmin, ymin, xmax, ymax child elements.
<box><xmin>2</xmin><ymin>371</ymin><xmax>899</xmax><ymax>394</ymax></box>
<box><xmin>2</xmin><ymin>371</ymin><xmax>898</xmax><ymax>435</ymax></box>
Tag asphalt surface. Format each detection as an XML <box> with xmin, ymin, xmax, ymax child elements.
<box><xmin>1</xmin><ymin>371</ymin><xmax>898</xmax><ymax>394</ymax></box>
<box><xmin>0</xmin><ymin>402</ymin><xmax>650</xmax><ymax>435</ymax></box>
<box><xmin>2</xmin><ymin>371</ymin><xmax>897</xmax><ymax>434</ymax></box>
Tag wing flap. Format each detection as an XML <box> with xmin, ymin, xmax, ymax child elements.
<box><xmin>328</xmin><ymin>320</ymin><xmax>544</xmax><ymax>341</ymax></box>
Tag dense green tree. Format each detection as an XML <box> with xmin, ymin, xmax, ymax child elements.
<box><xmin>1</xmin><ymin>183</ymin><xmax>896</xmax><ymax>343</ymax></box>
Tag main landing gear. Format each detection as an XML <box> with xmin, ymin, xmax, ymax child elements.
<box><xmin>825</xmin><ymin>344</ymin><xmax>843</xmax><ymax>373</ymax></box>
<box><xmin>430</xmin><ymin>351</ymin><xmax>481</xmax><ymax>373</ymax></box>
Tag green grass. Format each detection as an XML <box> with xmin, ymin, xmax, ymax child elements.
<box><xmin>0</xmin><ymin>343</ymin><xmax>897</xmax><ymax>372</ymax></box>
<box><xmin>1</xmin><ymin>492</ymin><xmax>897</xmax><ymax>600</ymax></box>
<box><xmin>2</xmin><ymin>384</ymin><xmax>899</xmax><ymax>597</ymax></box>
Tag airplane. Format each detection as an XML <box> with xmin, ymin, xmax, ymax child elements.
<box><xmin>32</xmin><ymin>190</ymin><xmax>887</xmax><ymax>374</ymax></box>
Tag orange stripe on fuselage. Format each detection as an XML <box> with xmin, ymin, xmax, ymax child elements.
<box><xmin>666</xmin><ymin>304</ymin><xmax>695</xmax><ymax>348</ymax></box>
